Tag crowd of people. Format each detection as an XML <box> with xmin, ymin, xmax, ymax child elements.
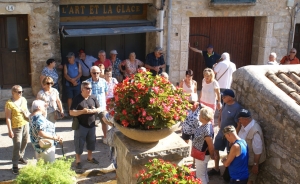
<box><xmin>5</xmin><ymin>43</ymin><xmax>284</xmax><ymax>182</ymax></box>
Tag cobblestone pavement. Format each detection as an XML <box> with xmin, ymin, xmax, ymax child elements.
<box><xmin>0</xmin><ymin>111</ymin><xmax>228</xmax><ymax>184</ymax></box>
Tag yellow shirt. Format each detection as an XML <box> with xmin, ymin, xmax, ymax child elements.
<box><xmin>5</xmin><ymin>97</ymin><xmax>29</xmax><ymax>128</ymax></box>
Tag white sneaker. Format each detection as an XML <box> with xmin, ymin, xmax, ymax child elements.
<box><xmin>99</xmin><ymin>163</ymin><xmax>115</xmax><ymax>173</ymax></box>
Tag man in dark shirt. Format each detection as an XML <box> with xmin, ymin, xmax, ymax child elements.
<box><xmin>145</xmin><ymin>46</ymin><xmax>166</xmax><ymax>76</ymax></box>
<box><xmin>189</xmin><ymin>43</ymin><xmax>221</xmax><ymax>69</ymax></box>
<box><xmin>70</xmin><ymin>81</ymin><xmax>101</xmax><ymax>170</ymax></box>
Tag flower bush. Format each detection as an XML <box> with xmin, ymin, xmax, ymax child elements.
<box><xmin>107</xmin><ymin>71</ymin><xmax>191</xmax><ymax>129</ymax></box>
<box><xmin>136</xmin><ymin>158</ymin><xmax>201</xmax><ymax>184</ymax></box>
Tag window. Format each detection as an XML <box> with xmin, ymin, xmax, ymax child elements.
<box><xmin>6</xmin><ymin>17</ymin><xmax>19</xmax><ymax>49</ymax></box>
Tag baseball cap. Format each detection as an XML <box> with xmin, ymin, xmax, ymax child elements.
<box><xmin>78</xmin><ymin>49</ymin><xmax>85</xmax><ymax>53</ymax></box>
<box><xmin>221</xmin><ymin>89</ymin><xmax>235</xmax><ymax>98</ymax></box>
<box><xmin>66</xmin><ymin>52</ymin><xmax>75</xmax><ymax>58</ymax></box>
<box><xmin>223</xmin><ymin>125</ymin><xmax>236</xmax><ymax>135</ymax></box>
<box><xmin>110</xmin><ymin>50</ymin><xmax>118</xmax><ymax>55</ymax></box>
<box><xmin>207</xmin><ymin>44</ymin><xmax>213</xmax><ymax>48</ymax></box>
<box><xmin>237</xmin><ymin>109</ymin><xmax>251</xmax><ymax>118</ymax></box>
<box><xmin>154</xmin><ymin>46</ymin><xmax>163</xmax><ymax>53</ymax></box>
<box><xmin>31</xmin><ymin>100</ymin><xmax>46</xmax><ymax>111</ymax></box>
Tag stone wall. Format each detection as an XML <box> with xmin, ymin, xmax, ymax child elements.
<box><xmin>231</xmin><ymin>65</ymin><xmax>300</xmax><ymax>184</ymax></box>
<box><xmin>168</xmin><ymin>0</ymin><xmax>292</xmax><ymax>85</ymax></box>
<box><xmin>0</xmin><ymin>0</ymin><xmax>60</xmax><ymax>95</ymax></box>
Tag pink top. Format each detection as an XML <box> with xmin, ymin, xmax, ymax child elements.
<box><xmin>124</xmin><ymin>59</ymin><xmax>144</xmax><ymax>76</ymax></box>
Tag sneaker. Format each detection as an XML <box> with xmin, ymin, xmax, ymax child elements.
<box><xmin>19</xmin><ymin>158</ymin><xmax>28</xmax><ymax>165</ymax></box>
<box><xmin>99</xmin><ymin>163</ymin><xmax>116</xmax><ymax>173</ymax></box>
<box><xmin>76</xmin><ymin>162</ymin><xmax>82</xmax><ymax>169</ymax></box>
<box><xmin>87</xmin><ymin>158</ymin><xmax>99</xmax><ymax>164</ymax></box>
<box><xmin>12</xmin><ymin>167</ymin><xmax>19</xmax><ymax>175</ymax></box>
<box><xmin>103</xmin><ymin>137</ymin><xmax>108</xmax><ymax>145</ymax></box>
<box><xmin>207</xmin><ymin>168</ymin><xmax>220</xmax><ymax>176</ymax></box>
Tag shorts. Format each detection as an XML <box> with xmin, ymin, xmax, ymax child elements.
<box><xmin>182</xmin><ymin>132</ymin><xmax>192</xmax><ymax>141</ymax></box>
<box><xmin>214</xmin><ymin>131</ymin><xmax>229</xmax><ymax>151</ymax></box>
<box><xmin>74</xmin><ymin>125</ymin><xmax>96</xmax><ymax>155</ymax></box>
<box><xmin>65</xmin><ymin>85</ymin><xmax>81</xmax><ymax>99</ymax></box>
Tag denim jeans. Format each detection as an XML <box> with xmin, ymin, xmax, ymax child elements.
<box><xmin>12</xmin><ymin>123</ymin><xmax>29</xmax><ymax>167</ymax></box>
<box><xmin>195</xmin><ymin>155</ymin><xmax>211</xmax><ymax>184</ymax></box>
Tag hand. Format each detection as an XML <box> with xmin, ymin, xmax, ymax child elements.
<box><xmin>72</xmin><ymin>81</ymin><xmax>78</xmax><ymax>86</ymax></box>
<box><xmin>251</xmin><ymin>165</ymin><xmax>259</xmax><ymax>174</ymax></box>
<box><xmin>221</xmin><ymin>157</ymin><xmax>227</xmax><ymax>163</ymax></box>
<box><xmin>154</xmin><ymin>66</ymin><xmax>160</xmax><ymax>72</ymax></box>
<box><xmin>8</xmin><ymin>131</ymin><xmax>14</xmax><ymax>138</ymax></box>
<box><xmin>55</xmin><ymin>135</ymin><xmax>63</xmax><ymax>144</ymax></box>
<box><xmin>60</xmin><ymin>112</ymin><xmax>65</xmax><ymax>118</ymax></box>
<box><xmin>210</xmin><ymin>153</ymin><xmax>215</xmax><ymax>160</ymax></box>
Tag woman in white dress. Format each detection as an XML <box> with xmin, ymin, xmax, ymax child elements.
<box><xmin>179</xmin><ymin>69</ymin><xmax>198</xmax><ymax>101</ymax></box>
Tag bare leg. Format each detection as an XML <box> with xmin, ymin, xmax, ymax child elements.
<box><xmin>102</xmin><ymin>123</ymin><xmax>107</xmax><ymax>138</ymax></box>
<box><xmin>75</xmin><ymin>154</ymin><xmax>81</xmax><ymax>163</ymax></box>
<box><xmin>214</xmin><ymin>150</ymin><xmax>220</xmax><ymax>171</ymax></box>
<box><xmin>87</xmin><ymin>150</ymin><xmax>93</xmax><ymax>161</ymax></box>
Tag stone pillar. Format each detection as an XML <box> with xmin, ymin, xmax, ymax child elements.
<box><xmin>114</xmin><ymin>132</ymin><xmax>190</xmax><ymax>184</ymax></box>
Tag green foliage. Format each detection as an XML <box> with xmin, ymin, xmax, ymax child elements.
<box><xmin>107</xmin><ymin>71</ymin><xmax>191</xmax><ymax>129</ymax></box>
<box><xmin>15</xmin><ymin>157</ymin><xmax>76</xmax><ymax>184</ymax></box>
<box><xmin>136</xmin><ymin>158</ymin><xmax>201</xmax><ymax>184</ymax></box>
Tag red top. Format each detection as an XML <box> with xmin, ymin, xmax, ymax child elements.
<box><xmin>280</xmin><ymin>55</ymin><xmax>300</xmax><ymax>64</ymax></box>
<box><xmin>94</xmin><ymin>59</ymin><xmax>111</xmax><ymax>68</ymax></box>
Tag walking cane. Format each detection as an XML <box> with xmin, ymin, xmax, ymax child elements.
<box><xmin>61</xmin><ymin>142</ymin><xmax>65</xmax><ymax>157</ymax></box>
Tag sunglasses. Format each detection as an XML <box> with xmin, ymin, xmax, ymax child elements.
<box><xmin>92</xmin><ymin>72</ymin><xmax>100</xmax><ymax>75</ymax></box>
<box><xmin>46</xmin><ymin>82</ymin><xmax>53</xmax><ymax>85</ymax></box>
<box><xmin>85</xmin><ymin>87</ymin><xmax>92</xmax><ymax>90</ymax></box>
<box><xmin>15</xmin><ymin>91</ymin><xmax>24</xmax><ymax>94</ymax></box>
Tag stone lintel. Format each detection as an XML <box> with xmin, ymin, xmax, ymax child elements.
<box><xmin>115</xmin><ymin>132</ymin><xmax>190</xmax><ymax>165</ymax></box>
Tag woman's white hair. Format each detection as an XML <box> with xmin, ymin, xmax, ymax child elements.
<box><xmin>270</xmin><ymin>52</ymin><xmax>277</xmax><ymax>59</ymax></box>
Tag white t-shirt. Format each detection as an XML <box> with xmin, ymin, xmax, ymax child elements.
<box><xmin>214</xmin><ymin>60</ymin><xmax>236</xmax><ymax>89</ymax></box>
<box><xmin>267</xmin><ymin>61</ymin><xmax>279</xmax><ymax>65</ymax></box>
<box><xmin>200</xmin><ymin>79</ymin><xmax>219</xmax><ymax>104</ymax></box>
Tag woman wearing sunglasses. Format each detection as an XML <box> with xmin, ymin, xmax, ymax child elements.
<box><xmin>40</xmin><ymin>59</ymin><xmax>59</xmax><ymax>91</ymax></box>
<box><xmin>37</xmin><ymin>76</ymin><xmax>64</xmax><ymax>123</ymax></box>
<box><xmin>5</xmin><ymin>85</ymin><xmax>30</xmax><ymax>174</ymax></box>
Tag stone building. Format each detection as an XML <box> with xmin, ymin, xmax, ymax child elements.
<box><xmin>0</xmin><ymin>0</ymin><xmax>297</xmax><ymax>95</ymax></box>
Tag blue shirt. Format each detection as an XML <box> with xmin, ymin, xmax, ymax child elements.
<box><xmin>86</xmin><ymin>78</ymin><xmax>108</xmax><ymax>111</ymax></box>
<box><xmin>145</xmin><ymin>52</ymin><xmax>165</xmax><ymax>76</ymax></box>
<box><xmin>76</xmin><ymin>55</ymin><xmax>97</xmax><ymax>77</ymax></box>
<box><xmin>41</xmin><ymin>67</ymin><xmax>59</xmax><ymax>84</ymax></box>
<box><xmin>110</xmin><ymin>58</ymin><xmax>122</xmax><ymax>77</ymax></box>
<box><xmin>202</xmin><ymin>51</ymin><xmax>221</xmax><ymax>69</ymax></box>
<box><xmin>29</xmin><ymin>114</ymin><xmax>56</xmax><ymax>153</ymax></box>
<box><xmin>229</xmin><ymin>139</ymin><xmax>249</xmax><ymax>180</ymax></box>
<box><xmin>65</xmin><ymin>62</ymin><xmax>80</xmax><ymax>86</ymax></box>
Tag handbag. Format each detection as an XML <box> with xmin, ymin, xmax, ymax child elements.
<box><xmin>39</xmin><ymin>138</ymin><xmax>53</xmax><ymax>149</ymax></box>
<box><xmin>54</xmin><ymin>110</ymin><xmax>63</xmax><ymax>120</ymax></box>
<box><xmin>191</xmin><ymin>146</ymin><xmax>207</xmax><ymax>161</ymax></box>
<box><xmin>72</xmin><ymin>117</ymin><xmax>80</xmax><ymax>130</ymax></box>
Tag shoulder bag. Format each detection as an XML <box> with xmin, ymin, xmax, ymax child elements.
<box><xmin>191</xmin><ymin>146</ymin><xmax>207</xmax><ymax>161</ymax></box>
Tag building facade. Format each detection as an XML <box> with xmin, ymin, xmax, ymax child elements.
<box><xmin>0</xmin><ymin>0</ymin><xmax>295</xmax><ymax>94</ymax></box>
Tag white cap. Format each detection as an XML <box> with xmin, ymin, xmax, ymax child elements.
<box><xmin>31</xmin><ymin>100</ymin><xmax>45</xmax><ymax>111</ymax></box>
<box><xmin>110</xmin><ymin>50</ymin><xmax>118</xmax><ymax>55</ymax></box>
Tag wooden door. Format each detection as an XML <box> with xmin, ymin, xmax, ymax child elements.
<box><xmin>188</xmin><ymin>17</ymin><xmax>254</xmax><ymax>87</ymax></box>
<box><xmin>0</xmin><ymin>15</ymin><xmax>30</xmax><ymax>88</ymax></box>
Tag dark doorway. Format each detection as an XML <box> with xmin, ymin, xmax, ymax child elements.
<box><xmin>0</xmin><ymin>15</ymin><xmax>30</xmax><ymax>88</ymax></box>
<box><xmin>60</xmin><ymin>33</ymin><xmax>146</xmax><ymax>64</ymax></box>
<box><xmin>188</xmin><ymin>17</ymin><xmax>254</xmax><ymax>87</ymax></box>
<box><xmin>293</xmin><ymin>24</ymin><xmax>300</xmax><ymax>59</ymax></box>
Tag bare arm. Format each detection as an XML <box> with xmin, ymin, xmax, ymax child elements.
<box><xmin>179</xmin><ymin>80</ymin><xmax>184</xmax><ymax>88</ymax></box>
<box><xmin>205</xmin><ymin>136</ymin><xmax>215</xmax><ymax>159</ymax></box>
<box><xmin>223</xmin><ymin>143</ymin><xmax>240</xmax><ymax>167</ymax></box>
<box><xmin>188</xmin><ymin>43</ymin><xmax>203</xmax><ymax>54</ymax></box>
<box><xmin>193</xmin><ymin>80</ymin><xmax>197</xmax><ymax>93</ymax></box>
<box><xmin>38</xmin><ymin>130</ymin><xmax>63</xmax><ymax>143</ymax></box>
<box><xmin>214</xmin><ymin>88</ymin><xmax>222</xmax><ymax>110</ymax></box>
<box><xmin>40</xmin><ymin>75</ymin><xmax>46</xmax><ymax>87</ymax></box>
<box><xmin>5</xmin><ymin>108</ymin><xmax>14</xmax><ymax>138</ymax></box>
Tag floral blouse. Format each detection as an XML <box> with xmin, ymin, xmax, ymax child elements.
<box><xmin>124</xmin><ymin>59</ymin><xmax>144</xmax><ymax>77</ymax></box>
<box><xmin>41</xmin><ymin>67</ymin><xmax>59</xmax><ymax>84</ymax></box>
<box><xmin>106</xmin><ymin>78</ymin><xmax>118</xmax><ymax>99</ymax></box>
<box><xmin>110</xmin><ymin>58</ymin><xmax>122</xmax><ymax>77</ymax></box>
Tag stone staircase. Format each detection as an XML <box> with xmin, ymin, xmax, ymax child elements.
<box><xmin>0</xmin><ymin>88</ymin><xmax>36</xmax><ymax>119</ymax></box>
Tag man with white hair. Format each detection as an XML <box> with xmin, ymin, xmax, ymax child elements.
<box><xmin>213</xmin><ymin>52</ymin><xmax>236</xmax><ymax>91</ymax></box>
<box><xmin>267</xmin><ymin>52</ymin><xmax>279</xmax><ymax>65</ymax></box>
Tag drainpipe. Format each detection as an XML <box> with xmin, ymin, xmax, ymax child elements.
<box><xmin>159</xmin><ymin>10</ymin><xmax>164</xmax><ymax>48</ymax></box>
<box><xmin>166</xmin><ymin>0</ymin><xmax>172</xmax><ymax>74</ymax></box>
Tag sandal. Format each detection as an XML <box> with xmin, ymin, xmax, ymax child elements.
<box><xmin>76</xmin><ymin>162</ymin><xmax>82</xmax><ymax>169</ymax></box>
<box><xmin>87</xmin><ymin>158</ymin><xmax>99</xmax><ymax>164</ymax></box>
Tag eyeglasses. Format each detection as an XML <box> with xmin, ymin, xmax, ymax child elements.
<box><xmin>15</xmin><ymin>91</ymin><xmax>24</xmax><ymax>94</ymax></box>
<box><xmin>290</xmin><ymin>51</ymin><xmax>296</xmax><ymax>53</ymax></box>
<box><xmin>46</xmin><ymin>82</ymin><xmax>54</xmax><ymax>85</ymax></box>
<box><xmin>85</xmin><ymin>87</ymin><xmax>92</xmax><ymax>90</ymax></box>
<box><xmin>92</xmin><ymin>72</ymin><xmax>100</xmax><ymax>75</ymax></box>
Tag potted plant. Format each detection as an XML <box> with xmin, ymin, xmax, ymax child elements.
<box><xmin>136</xmin><ymin>158</ymin><xmax>201</xmax><ymax>184</ymax></box>
<box><xmin>107</xmin><ymin>71</ymin><xmax>191</xmax><ymax>142</ymax></box>
<box><xmin>15</xmin><ymin>158</ymin><xmax>76</xmax><ymax>184</ymax></box>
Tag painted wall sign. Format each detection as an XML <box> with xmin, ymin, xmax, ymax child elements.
<box><xmin>6</xmin><ymin>5</ymin><xmax>15</xmax><ymax>12</ymax></box>
<box><xmin>60</xmin><ymin>4</ymin><xmax>144</xmax><ymax>17</ymax></box>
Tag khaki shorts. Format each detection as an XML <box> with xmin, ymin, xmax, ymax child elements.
<box><xmin>248</xmin><ymin>165</ymin><xmax>258</xmax><ymax>183</ymax></box>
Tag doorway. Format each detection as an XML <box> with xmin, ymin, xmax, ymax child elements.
<box><xmin>0</xmin><ymin>15</ymin><xmax>30</xmax><ymax>88</ymax></box>
<box><xmin>188</xmin><ymin>17</ymin><xmax>254</xmax><ymax>86</ymax></box>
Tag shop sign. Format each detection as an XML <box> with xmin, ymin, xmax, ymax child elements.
<box><xmin>60</xmin><ymin>4</ymin><xmax>143</xmax><ymax>17</ymax></box>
